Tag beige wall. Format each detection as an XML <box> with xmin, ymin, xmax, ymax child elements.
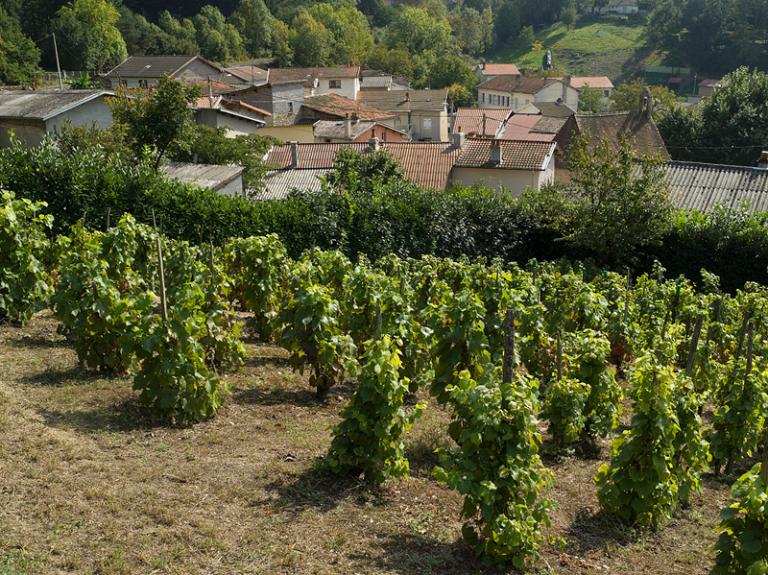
<box><xmin>450</xmin><ymin>163</ymin><xmax>555</xmax><ymax>196</ymax></box>
<box><xmin>311</xmin><ymin>77</ymin><xmax>360</xmax><ymax>100</ymax></box>
<box><xmin>535</xmin><ymin>82</ymin><xmax>579</xmax><ymax>109</ymax></box>
<box><xmin>258</xmin><ymin>124</ymin><xmax>313</xmax><ymax>143</ymax></box>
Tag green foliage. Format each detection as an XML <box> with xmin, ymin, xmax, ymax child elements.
<box><xmin>434</xmin><ymin>367</ymin><xmax>554</xmax><ymax>567</ymax></box>
<box><xmin>712</xmin><ymin>464</ymin><xmax>768</xmax><ymax>575</ymax></box>
<box><xmin>307</xmin><ymin>3</ymin><xmax>373</xmax><ymax>66</ymax></box>
<box><xmin>577</xmin><ymin>87</ymin><xmax>605</xmax><ymax>113</ymax></box>
<box><xmin>52</xmin><ymin>220</ymin><xmax>151</xmax><ymax>373</ymax></box>
<box><xmin>595</xmin><ymin>351</ymin><xmax>707</xmax><ymax>528</ymax></box>
<box><xmin>709</xmin><ymin>357</ymin><xmax>768</xmax><ymax>473</ymax></box>
<box><xmin>224</xmin><ymin>234</ymin><xmax>288</xmax><ymax>340</ymax></box>
<box><xmin>279</xmin><ymin>283</ymin><xmax>356</xmax><ymax>397</ymax></box>
<box><xmin>0</xmin><ymin>191</ymin><xmax>52</xmax><ymax>325</ymax></box>
<box><xmin>610</xmin><ymin>80</ymin><xmax>679</xmax><ymax>118</ymax></box>
<box><xmin>193</xmin><ymin>5</ymin><xmax>244</xmax><ymax>61</ymax></box>
<box><xmin>0</xmin><ymin>7</ymin><xmax>41</xmax><ymax>85</ymax></box>
<box><xmin>565</xmin><ymin>134</ymin><xmax>673</xmax><ymax>266</ymax></box>
<box><xmin>289</xmin><ymin>10</ymin><xmax>333</xmax><ymax>67</ymax></box>
<box><xmin>323</xmin><ymin>148</ymin><xmax>404</xmax><ymax>195</ymax></box>
<box><xmin>52</xmin><ymin>0</ymin><xmax>127</xmax><ymax>71</ymax></box>
<box><xmin>132</xmin><ymin>282</ymin><xmax>228</xmax><ymax>424</ymax></box>
<box><xmin>111</xmin><ymin>76</ymin><xmax>201</xmax><ymax>170</ymax></box>
<box><xmin>543</xmin><ymin>376</ymin><xmax>590</xmax><ymax>447</ymax></box>
<box><xmin>386</xmin><ymin>6</ymin><xmax>453</xmax><ymax>55</ymax></box>
<box><xmin>324</xmin><ymin>335</ymin><xmax>424</xmax><ymax>484</ymax></box>
<box><xmin>229</xmin><ymin>0</ymin><xmax>274</xmax><ymax>56</ymax></box>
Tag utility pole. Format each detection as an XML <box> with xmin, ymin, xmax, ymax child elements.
<box><xmin>52</xmin><ymin>32</ymin><xmax>63</xmax><ymax>90</ymax></box>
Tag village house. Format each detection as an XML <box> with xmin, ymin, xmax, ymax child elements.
<box><xmin>313</xmin><ymin>117</ymin><xmax>408</xmax><ymax>143</ymax></box>
<box><xmin>359</xmin><ymin>70</ymin><xmax>410</xmax><ymax>91</ymax></box>
<box><xmin>193</xmin><ymin>95</ymin><xmax>269</xmax><ymax>137</ymax></box>
<box><xmin>600</xmin><ymin>0</ymin><xmax>640</xmax><ymax>15</ymax></box>
<box><xmin>475</xmin><ymin>62</ymin><xmax>521</xmax><ymax>81</ymax></box>
<box><xmin>477</xmin><ymin>76</ymin><xmax>580</xmax><ymax>112</ymax></box>
<box><xmin>268</xmin><ymin>66</ymin><xmax>361</xmax><ymax>100</ymax></box>
<box><xmin>0</xmin><ymin>90</ymin><xmax>114</xmax><ymax>148</ymax></box>
<box><xmin>102</xmin><ymin>55</ymin><xmax>228</xmax><ymax>89</ymax></box>
<box><xmin>698</xmin><ymin>78</ymin><xmax>721</xmax><ymax>98</ymax></box>
<box><xmin>358</xmin><ymin>89</ymin><xmax>450</xmax><ymax>141</ymax></box>
<box><xmin>161</xmin><ymin>162</ymin><xmax>245</xmax><ymax>197</ymax></box>
<box><xmin>450</xmin><ymin>137</ymin><xmax>556</xmax><ymax>194</ymax></box>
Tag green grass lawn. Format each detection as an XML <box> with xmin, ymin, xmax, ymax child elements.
<box><xmin>493</xmin><ymin>20</ymin><xmax>651</xmax><ymax>81</ymax></box>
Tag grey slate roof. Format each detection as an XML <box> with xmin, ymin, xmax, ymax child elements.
<box><xmin>0</xmin><ymin>90</ymin><xmax>112</xmax><ymax>121</ymax></box>
<box><xmin>257</xmin><ymin>169</ymin><xmax>329</xmax><ymax>200</ymax></box>
<box><xmin>358</xmin><ymin>89</ymin><xmax>448</xmax><ymax>112</ymax></box>
<box><xmin>314</xmin><ymin>120</ymin><xmax>375</xmax><ymax>139</ymax></box>
<box><xmin>161</xmin><ymin>162</ymin><xmax>243</xmax><ymax>192</ymax></box>
<box><xmin>665</xmin><ymin>161</ymin><xmax>768</xmax><ymax>213</ymax></box>
<box><xmin>104</xmin><ymin>56</ymin><xmax>220</xmax><ymax>79</ymax></box>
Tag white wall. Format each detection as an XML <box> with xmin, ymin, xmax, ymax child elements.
<box><xmin>535</xmin><ymin>82</ymin><xmax>580</xmax><ymax>110</ymax></box>
<box><xmin>46</xmin><ymin>96</ymin><xmax>113</xmax><ymax>133</ymax></box>
<box><xmin>312</xmin><ymin>77</ymin><xmax>359</xmax><ymax>100</ymax></box>
<box><xmin>217</xmin><ymin>175</ymin><xmax>244</xmax><ymax>197</ymax></box>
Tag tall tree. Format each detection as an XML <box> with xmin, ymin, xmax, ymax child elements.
<box><xmin>0</xmin><ymin>8</ymin><xmax>42</xmax><ymax>85</ymax></box>
<box><xmin>307</xmin><ymin>3</ymin><xmax>373</xmax><ymax>65</ymax></box>
<box><xmin>193</xmin><ymin>5</ymin><xmax>244</xmax><ymax>62</ymax></box>
<box><xmin>229</xmin><ymin>0</ymin><xmax>274</xmax><ymax>57</ymax></box>
<box><xmin>157</xmin><ymin>11</ymin><xmax>199</xmax><ymax>55</ymax></box>
<box><xmin>110</xmin><ymin>75</ymin><xmax>200</xmax><ymax>170</ymax></box>
<box><xmin>52</xmin><ymin>0</ymin><xmax>127</xmax><ymax>72</ymax></box>
<box><xmin>270</xmin><ymin>19</ymin><xmax>293</xmax><ymax>66</ymax></box>
<box><xmin>289</xmin><ymin>11</ymin><xmax>332</xmax><ymax>67</ymax></box>
<box><xmin>385</xmin><ymin>6</ymin><xmax>453</xmax><ymax>55</ymax></box>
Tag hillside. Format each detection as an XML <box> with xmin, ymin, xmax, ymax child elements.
<box><xmin>493</xmin><ymin>20</ymin><xmax>653</xmax><ymax>82</ymax></box>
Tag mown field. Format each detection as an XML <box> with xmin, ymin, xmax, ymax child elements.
<box><xmin>493</xmin><ymin>20</ymin><xmax>655</xmax><ymax>82</ymax></box>
<box><xmin>0</xmin><ymin>312</ymin><xmax>736</xmax><ymax>575</ymax></box>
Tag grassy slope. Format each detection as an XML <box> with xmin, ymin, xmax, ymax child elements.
<box><xmin>493</xmin><ymin>20</ymin><xmax>654</xmax><ymax>82</ymax></box>
<box><xmin>0</xmin><ymin>312</ymin><xmax>734</xmax><ymax>575</ymax></box>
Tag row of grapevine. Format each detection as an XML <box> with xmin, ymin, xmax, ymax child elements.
<box><xmin>5</xmin><ymin>198</ymin><xmax>768</xmax><ymax>571</ymax></box>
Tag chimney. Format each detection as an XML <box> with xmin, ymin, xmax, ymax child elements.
<box><xmin>368</xmin><ymin>137</ymin><xmax>380</xmax><ymax>151</ymax></box>
<box><xmin>344</xmin><ymin>114</ymin><xmax>352</xmax><ymax>139</ymax></box>
<box><xmin>759</xmin><ymin>151</ymin><xmax>768</xmax><ymax>170</ymax></box>
<box><xmin>290</xmin><ymin>141</ymin><xmax>299</xmax><ymax>168</ymax></box>
<box><xmin>404</xmin><ymin>91</ymin><xmax>410</xmax><ymax>103</ymax></box>
<box><xmin>482</xmin><ymin>113</ymin><xmax>487</xmax><ymax>137</ymax></box>
<box><xmin>490</xmin><ymin>140</ymin><xmax>503</xmax><ymax>165</ymax></box>
<box><xmin>562</xmin><ymin>76</ymin><xmax>570</xmax><ymax>103</ymax></box>
<box><xmin>452</xmin><ymin>130</ymin><xmax>465</xmax><ymax>149</ymax></box>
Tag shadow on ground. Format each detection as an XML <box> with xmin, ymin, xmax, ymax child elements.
<box><xmin>38</xmin><ymin>400</ymin><xmax>166</xmax><ymax>433</ymax></box>
<box><xmin>565</xmin><ymin>508</ymin><xmax>636</xmax><ymax>554</ymax></box>
<box><xmin>7</xmin><ymin>333</ymin><xmax>67</xmax><ymax>349</ymax></box>
<box><xmin>350</xmin><ymin>532</ymin><xmax>500</xmax><ymax>575</ymax></box>
<box><xmin>19</xmin><ymin>365</ymin><xmax>116</xmax><ymax>387</ymax></box>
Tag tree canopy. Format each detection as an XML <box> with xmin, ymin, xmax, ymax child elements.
<box><xmin>52</xmin><ymin>0</ymin><xmax>127</xmax><ymax>72</ymax></box>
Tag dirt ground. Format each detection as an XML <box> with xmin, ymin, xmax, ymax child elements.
<box><xmin>0</xmin><ymin>313</ymin><xmax>734</xmax><ymax>575</ymax></box>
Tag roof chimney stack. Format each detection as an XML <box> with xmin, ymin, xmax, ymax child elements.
<box><xmin>345</xmin><ymin>114</ymin><xmax>352</xmax><ymax>139</ymax></box>
<box><xmin>490</xmin><ymin>139</ymin><xmax>503</xmax><ymax>165</ymax></box>
<box><xmin>759</xmin><ymin>151</ymin><xmax>768</xmax><ymax>170</ymax></box>
<box><xmin>562</xmin><ymin>76</ymin><xmax>570</xmax><ymax>103</ymax></box>
<box><xmin>290</xmin><ymin>141</ymin><xmax>299</xmax><ymax>168</ymax></box>
<box><xmin>452</xmin><ymin>130</ymin><xmax>465</xmax><ymax>149</ymax></box>
<box><xmin>644</xmin><ymin>87</ymin><xmax>654</xmax><ymax>119</ymax></box>
<box><xmin>368</xmin><ymin>137</ymin><xmax>380</xmax><ymax>152</ymax></box>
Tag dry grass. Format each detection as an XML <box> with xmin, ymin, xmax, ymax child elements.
<box><xmin>0</xmin><ymin>313</ymin><xmax>732</xmax><ymax>575</ymax></box>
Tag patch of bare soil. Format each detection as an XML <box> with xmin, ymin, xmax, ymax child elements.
<box><xmin>0</xmin><ymin>313</ymin><xmax>731</xmax><ymax>575</ymax></box>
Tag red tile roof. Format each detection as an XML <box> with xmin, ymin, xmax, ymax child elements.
<box><xmin>568</xmin><ymin>76</ymin><xmax>614</xmax><ymax>90</ymax></box>
<box><xmin>301</xmin><ymin>93</ymin><xmax>393</xmax><ymax>121</ymax></box>
<box><xmin>478</xmin><ymin>76</ymin><xmax>556</xmax><ymax>94</ymax></box>
<box><xmin>498</xmin><ymin>114</ymin><xmax>557</xmax><ymax>142</ymax></box>
<box><xmin>268</xmin><ymin>66</ymin><xmax>360</xmax><ymax>85</ymax></box>
<box><xmin>455</xmin><ymin>139</ymin><xmax>556</xmax><ymax>171</ymax></box>
<box><xmin>452</xmin><ymin>108</ymin><xmax>513</xmax><ymax>137</ymax></box>
<box><xmin>479</xmin><ymin>63</ymin><xmax>521</xmax><ymax>76</ymax></box>
<box><xmin>265</xmin><ymin>142</ymin><xmax>462</xmax><ymax>190</ymax></box>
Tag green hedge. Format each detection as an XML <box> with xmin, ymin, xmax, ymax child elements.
<box><xmin>2</xmin><ymin>139</ymin><xmax>767</xmax><ymax>291</ymax></box>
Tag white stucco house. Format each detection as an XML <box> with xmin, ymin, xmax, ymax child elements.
<box><xmin>0</xmin><ymin>90</ymin><xmax>114</xmax><ymax>148</ymax></box>
<box><xmin>477</xmin><ymin>76</ymin><xmax>580</xmax><ymax>112</ymax></box>
<box><xmin>267</xmin><ymin>67</ymin><xmax>361</xmax><ymax>101</ymax></box>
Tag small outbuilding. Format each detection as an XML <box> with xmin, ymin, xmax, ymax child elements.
<box><xmin>161</xmin><ymin>162</ymin><xmax>245</xmax><ymax>197</ymax></box>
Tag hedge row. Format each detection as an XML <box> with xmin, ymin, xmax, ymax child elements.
<box><xmin>1</xmin><ymin>140</ymin><xmax>767</xmax><ymax>291</ymax></box>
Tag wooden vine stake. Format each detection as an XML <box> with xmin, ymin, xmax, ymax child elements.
<box><xmin>502</xmin><ymin>309</ymin><xmax>515</xmax><ymax>385</ymax></box>
<box><xmin>156</xmin><ymin>237</ymin><xmax>168</xmax><ymax>322</ymax></box>
<box><xmin>685</xmin><ymin>314</ymin><xmax>704</xmax><ymax>377</ymax></box>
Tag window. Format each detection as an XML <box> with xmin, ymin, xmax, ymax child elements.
<box><xmin>423</xmin><ymin>118</ymin><xmax>433</xmax><ymax>130</ymax></box>
<box><xmin>604</xmin><ymin>89</ymin><xmax>610</xmax><ymax>98</ymax></box>
<box><xmin>288</xmin><ymin>102</ymin><xmax>294</xmax><ymax>113</ymax></box>
<box><xmin>329</xmin><ymin>80</ymin><xmax>341</xmax><ymax>89</ymax></box>
<box><xmin>481</xmin><ymin>93</ymin><xmax>485</xmax><ymax>104</ymax></box>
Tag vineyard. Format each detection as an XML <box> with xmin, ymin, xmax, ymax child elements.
<box><xmin>2</xmin><ymin>192</ymin><xmax>768</xmax><ymax>574</ymax></box>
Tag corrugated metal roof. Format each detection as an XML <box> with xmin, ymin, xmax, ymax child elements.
<box><xmin>455</xmin><ymin>139</ymin><xmax>555</xmax><ymax>171</ymax></box>
<box><xmin>664</xmin><ymin>161</ymin><xmax>768</xmax><ymax>213</ymax></box>
<box><xmin>452</xmin><ymin>108</ymin><xmax>512</xmax><ymax>137</ymax></box>
<box><xmin>161</xmin><ymin>162</ymin><xmax>243</xmax><ymax>192</ymax></box>
<box><xmin>0</xmin><ymin>90</ymin><xmax>112</xmax><ymax>121</ymax></box>
<box><xmin>265</xmin><ymin>142</ymin><xmax>462</xmax><ymax>190</ymax></box>
<box><xmin>104</xmin><ymin>56</ymin><xmax>220</xmax><ymax>79</ymax></box>
<box><xmin>257</xmin><ymin>169</ymin><xmax>329</xmax><ymax>200</ymax></box>
<box><xmin>358</xmin><ymin>89</ymin><xmax>448</xmax><ymax>112</ymax></box>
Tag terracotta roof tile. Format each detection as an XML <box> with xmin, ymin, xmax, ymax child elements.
<box><xmin>301</xmin><ymin>93</ymin><xmax>392</xmax><ymax>121</ymax></box>
<box><xmin>265</xmin><ymin>142</ymin><xmax>462</xmax><ymax>190</ymax></box>
<box><xmin>479</xmin><ymin>63</ymin><xmax>521</xmax><ymax>76</ymax></box>
<box><xmin>573</xmin><ymin>112</ymin><xmax>669</xmax><ymax>158</ymax></box>
<box><xmin>499</xmin><ymin>115</ymin><xmax>557</xmax><ymax>141</ymax></box>
<box><xmin>268</xmin><ymin>66</ymin><xmax>360</xmax><ymax>85</ymax></box>
<box><xmin>452</xmin><ymin>108</ymin><xmax>512</xmax><ymax>137</ymax></box>
<box><xmin>358</xmin><ymin>89</ymin><xmax>448</xmax><ymax>112</ymax></box>
<box><xmin>478</xmin><ymin>76</ymin><xmax>555</xmax><ymax>94</ymax></box>
<box><xmin>455</xmin><ymin>139</ymin><xmax>555</xmax><ymax>171</ymax></box>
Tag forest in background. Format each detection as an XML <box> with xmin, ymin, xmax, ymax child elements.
<box><xmin>1</xmin><ymin>0</ymin><xmax>767</xmax><ymax>93</ymax></box>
